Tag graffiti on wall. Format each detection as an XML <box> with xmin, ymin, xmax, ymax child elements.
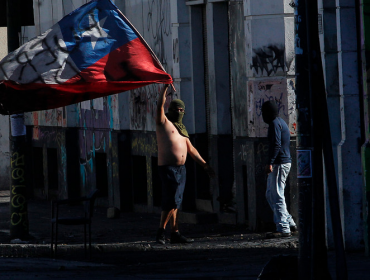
<box><xmin>26</xmin><ymin>107</ymin><xmax>67</xmax><ymax>127</ymax></box>
<box><xmin>79</xmin><ymin>132</ymin><xmax>107</xmax><ymax>166</ymax></box>
<box><xmin>248</xmin><ymin>79</ymin><xmax>296</xmax><ymax>137</ymax></box>
<box><xmin>10</xmin><ymin>151</ymin><xmax>28</xmax><ymax>234</ymax></box>
<box><xmin>250</xmin><ymin>45</ymin><xmax>287</xmax><ymax>77</ymax></box>
<box><xmin>79</xmin><ymin>130</ymin><xmax>108</xmax><ymax>190</ymax></box>
<box><xmin>32</xmin><ymin>128</ymin><xmax>63</xmax><ymax>146</ymax></box>
<box><xmin>130</xmin><ymin>84</ymin><xmax>175</xmax><ymax>130</ymax></box>
<box><xmin>145</xmin><ymin>0</ymin><xmax>171</xmax><ymax>68</ymax></box>
<box><xmin>287</xmin><ymin>79</ymin><xmax>297</xmax><ymax>135</ymax></box>
<box><xmin>126</xmin><ymin>0</ymin><xmax>173</xmax><ymax>131</ymax></box>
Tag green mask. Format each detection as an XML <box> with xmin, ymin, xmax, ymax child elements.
<box><xmin>166</xmin><ymin>99</ymin><xmax>189</xmax><ymax>138</ymax></box>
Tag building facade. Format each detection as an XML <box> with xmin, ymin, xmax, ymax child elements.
<box><xmin>11</xmin><ymin>0</ymin><xmax>370</xmax><ymax>252</ymax></box>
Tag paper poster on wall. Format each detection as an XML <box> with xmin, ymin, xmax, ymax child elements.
<box><xmin>297</xmin><ymin>150</ymin><xmax>312</xmax><ymax>178</ymax></box>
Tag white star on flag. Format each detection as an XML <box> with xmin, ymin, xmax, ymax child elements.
<box><xmin>82</xmin><ymin>15</ymin><xmax>109</xmax><ymax>49</ymax></box>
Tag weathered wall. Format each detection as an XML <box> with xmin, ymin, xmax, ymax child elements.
<box><xmin>21</xmin><ymin>0</ymin><xmax>123</xmax><ymax>205</ymax></box>
<box><xmin>30</xmin><ymin>127</ymin><xmax>67</xmax><ymax>200</ymax></box>
<box><xmin>360</xmin><ymin>0</ymin><xmax>370</xmax><ymax>256</ymax></box>
<box><xmin>124</xmin><ymin>0</ymin><xmax>178</xmax><ymax>132</ymax></box>
<box><xmin>0</xmin><ymin>27</ymin><xmax>9</xmax><ymax>190</ymax></box>
<box><xmin>244</xmin><ymin>0</ymin><xmax>296</xmax><ymax>138</ymax></box>
<box><xmin>230</xmin><ymin>1</ymin><xmax>248</xmax><ymax>137</ymax></box>
<box><xmin>0</xmin><ymin>28</ymin><xmax>7</xmax><ymax>59</ymax></box>
<box><xmin>231</xmin><ymin>0</ymin><xmax>297</xmax><ymax>227</ymax></box>
<box><xmin>247</xmin><ymin>79</ymin><xmax>296</xmax><ymax>137</ymax></box>
<box><xmin>319</xmin><ymin>0</ymin><xmax>364</xmax><ymax>250</ymax></box>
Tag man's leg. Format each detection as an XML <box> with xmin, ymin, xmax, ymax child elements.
<box><xmin>157</xmin><ymin>165</ymin><xmax>175</xmax><ymax>244</ymax></box>
<box><xmin>159</xmin><ymin>210</ymin><xmax>175</xmax><ymax>229</ymax></box>
<box><xmin>169</xmin><ymin>209</ymin><xmax>194</xmax><ymax>244</ymax></box>
<box><xmin>277</xmin><ymin>163</ymin><xmax>296</xmax><ymax>230</ymax></box>
<box><xmin>156</xmin><ymin>209</ymin><xmax>176</xmax><ymax>244</ymax></box>
<box><xmin>266</xmin><ymin>163</ymin><xmax>292</xmax><ymax>234</ymax></box>
<box><xmin>169</xmin><ymin>209</ymin><xmax>179</xmax><ymax>232</ymax></box>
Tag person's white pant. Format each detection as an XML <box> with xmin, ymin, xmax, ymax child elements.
<box><xmin>266</xmin><ymin>163</ymin><xmax>296</xmax><ymax>233</ymax></box>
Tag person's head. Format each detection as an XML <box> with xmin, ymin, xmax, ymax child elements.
<box><xmin>167</xmin><ymin>99</ymin><xmax>185</xmax><ymax>123</ymax></box>
<box><xmin>261</xmin><ymin>100</ymin><xmax>278</xmax><ymax>124</ymax></box>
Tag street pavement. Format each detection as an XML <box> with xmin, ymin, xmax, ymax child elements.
<box><xmin>0</xmin><ymin>190</ymin><xmax>369</xmax><ymax>279</ymax></box>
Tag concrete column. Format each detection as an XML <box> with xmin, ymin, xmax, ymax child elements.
<box><xmin>335</xmin><ymin>0</ymin><xmax>363</xmax><ymax>250</ymax></box>
<box><xmin>359</xmin><ymin>0</ymin><xmax>370</xmax><ymax>255</ymax></box>
<box><xmin>318</xmin><ymin>0</ymin><xmax>340</xmax><ymax>249</ymax></box>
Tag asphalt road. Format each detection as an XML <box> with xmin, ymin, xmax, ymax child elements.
<box><xmin>0</xmin><ymin>246</ymin><xmax>298</xmax><ymax>279</ymax></box>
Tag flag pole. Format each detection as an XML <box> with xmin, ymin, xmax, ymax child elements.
<box><xmin>116</xmin><ymin>9</ymin><xmax>176</xmax><ymax>92</ymax></box>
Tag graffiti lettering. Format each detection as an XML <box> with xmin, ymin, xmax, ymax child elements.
<box><xmin>10</xmin><ymin>150</ymin><xmax>28</xmax><ymax>233</ymax></box>
<box><xmin>146</xmin><ymin>0</ymin><xmax>171</xmax><ymax>66</ymax></box>
<box><xmin>12</xmin><ymin>168</ymin><xmax>25</xmax><ymax>183</ymax></box>
<box><xmin>250</xmin><ymin>45</ymin><xmax>286</xmax><ymax>76</ymax></box>
<box><xmin>11</xmin><ymin>152</ymin><xmax>25</xmax><ymax>168</ymax></box>
<box><xmin>11</xmin><ymin>212</ymin><xmax>28</xmax><ymax>226</ymax></box>
<box><xmin>240</xmin><ymin>144</ymin><xmax>252</xmax><ymax>161</ymax></box>
<box><xmin>255</xmin><ymin>92</ymin><xmax>288</xmax><ymax>117</ymax></box>
<box><xmin>130</xmin><ymin>84</ymin><xmax>174</xmax><ymax>130</ymax></box>
<box><xmin>256</xmin><ymin>142</ymin><xmax>269</xmax><ymax>155</ymax></box>
<box><xmin>11</xmin><ymin>194</ymin><xmax>27</xmax><ymax>211</ymax></box>
<box><xmin>79</xmin><ymin>131</ymin><xmax>107</xmax><ymax>189</ymax></box>
<box><xmin>11</xmin><ymin>185</ymin><xmax>26</xmax><ymax>195</ymax></box>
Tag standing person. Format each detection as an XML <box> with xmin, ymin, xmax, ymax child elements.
<box><xmin>261</xmin><ymin>100</ymin><xmax>297</xmax><ymax>238</ymax></box>
<box><xmin>155</xmin><ymin>84</ymin><xmax>215</xmax><ymax>244</ymax></box>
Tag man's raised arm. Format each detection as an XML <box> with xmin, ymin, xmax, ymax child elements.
<box><xmin>156</xmin><ymin>84</ymin><xmax>170</xmax><ymax>125</ymax></box>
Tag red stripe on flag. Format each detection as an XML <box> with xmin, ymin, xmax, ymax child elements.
<box><xmin>0</xmin><ymin>79</ymin><xmax>170</xmax><ymax>114</ymax></box>
<box><xmin>65</xmin><ymin>38</ymin><xmax>169</xmax><ymax>83</ymax></box>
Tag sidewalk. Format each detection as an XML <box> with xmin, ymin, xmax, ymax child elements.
<box><xmin>0</xmin><ymin>190</ymin><xmax>369</xmax><ymax>279</ymax></box>
<box><xmin>0</xmin><ymin>190</ymin><xmax>297</xmax><ymax>256</ymax></box>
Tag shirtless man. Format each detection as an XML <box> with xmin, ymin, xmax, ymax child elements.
<box><xmin>155</xmin><ymin>84</ymin><xmax>215</xmax><ymax>244</ymax></box>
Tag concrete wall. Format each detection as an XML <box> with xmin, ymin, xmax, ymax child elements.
<box><xmin>0</xmin><ymin>27</ymin><xmax>9</xmax><ymax>190</ymax></box>
<box><xmin>244</xmin><ymin>0</ymin><xmax>296</xmax><ymax>138</ymax></box>
<box><xmin>359</xmin><ymin>0</ymin><xmax>370</xmax><ymax>254</ymax></box>
<box><xmin>233</xmin><ymin>0</ymin><xmax>297</xmax><ymax>228</ymax></box>
<box><xmin>123</xmin><ymin>0</ymin><xmax>177</xmax><ymax>132</ymax></box>
<box><xmin>319</xmin><ymin>0</ymin><xmax>364</xmax><ymax>250</ymax></box>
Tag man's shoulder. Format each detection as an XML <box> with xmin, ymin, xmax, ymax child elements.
<box><xmin>273</xmin><ymin>117</ymin><xmax>288</xmax><ymax>125</ymax></box>
<box><xmin>156</xmin><ymin>115</ymin><xmax>170</xmax><ymax>127</ymax></box>
<box><xmin>156</xmin><ymin>117</ymin><xmax>177</xmax><ymax>133</ymax></box>
<box><xmin>270</xmin><ymin>117</ymin><xmax>289</xmax><ymax>132</ymax></box>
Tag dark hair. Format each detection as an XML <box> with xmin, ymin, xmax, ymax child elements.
<box><xmin>261</xmin><ymin>100</ymin><xmax>278</xmax><ymax>123</ymax></box>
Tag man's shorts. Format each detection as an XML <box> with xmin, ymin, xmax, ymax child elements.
<box><xmin>158</xmin><ymin>165</ymin><xmax>186</xmax><ymax>211</ymax></box>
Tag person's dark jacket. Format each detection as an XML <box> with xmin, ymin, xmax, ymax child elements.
<box><xmin>267</xmin><ymin>117</ymin><xmax>291</xmax><ymax>165</ymax></box>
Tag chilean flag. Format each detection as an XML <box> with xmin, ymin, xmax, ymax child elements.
<box><xmin>0</xmin><ymin>0</ymin><xmax>172</xmax><ymax>115</ymax></box>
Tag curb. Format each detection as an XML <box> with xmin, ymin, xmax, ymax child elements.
<box><xmin>0</xmin><ymin>238</ymin><xmax>299</xmax><ymax>258</ymax></box>
<box><xmin>0</xmin><ymin>243</ymin><xmax>152</xmax><ymax>257</ymax></box>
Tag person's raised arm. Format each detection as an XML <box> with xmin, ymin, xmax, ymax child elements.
<box><xmin>156</xmin><ymin>84</ymin><xmax>170</xmax><ymax>125</ymax></box>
